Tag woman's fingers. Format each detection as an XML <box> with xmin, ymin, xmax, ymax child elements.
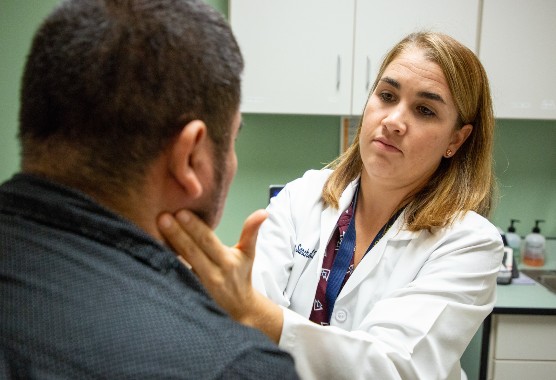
<box><xmin>173</xmin><ymin>210</ymin><xmax>225</xmax><ymax>263</ymax></box>
<box><xmin>157</xmin><ymin>209</ymin><xmax>271</xmax><ymax>326</ymax></box>
<box><xmin>157</xmin><ymin>212</ymin><xmax>216</xmax><ymax>272</ymax></box>
<box><xmin>236</xmin><ymin>209</ymin><xmax>268</xmax><ymax>259</ymax></box>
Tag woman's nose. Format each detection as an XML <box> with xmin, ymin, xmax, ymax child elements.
<box><xmin>383</xmin><ymin>106</ymin><xmax>407</xmax><ymax>134</ymax></box>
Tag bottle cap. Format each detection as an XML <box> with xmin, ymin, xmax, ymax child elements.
<box><xmin>508</xmin><ymin>219</ymin><xmax>520</xmax><ymax>233</ymax></box>
<box><xmin>532</xmin><ymin>220</ymin><xmax>545</xmax><ymax>233</ymax></box>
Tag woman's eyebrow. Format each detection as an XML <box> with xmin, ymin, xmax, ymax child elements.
<box><xmin>380</xmin><ymin>76</ymin><xmax>400</xmax><ymax>89</ymax></box>
<box><xmin>380</xmin><ymin>76</ymin><xmax>446</xmax><ymax>104</ymax></box>
<box><xmin>417</xmin><ymin>91</ymin><xmax>446</xmax><ymax>104</ymax></box>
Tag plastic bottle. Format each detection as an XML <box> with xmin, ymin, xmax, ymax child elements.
<box><xmin>505</xmin><ymin>219</ymin><xmax>522</xmax><ymax>261</ymax></box>
<box><xmin>522</xmin><ymin>220</ymin><xmax>546</xmax><ymax>267</ymax></box>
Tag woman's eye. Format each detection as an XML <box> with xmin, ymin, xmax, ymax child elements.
<box><xmin>379</xmin><ymin>92</ymin><xmax>395</xmax><ymax>102</ymax></box>
<box><xmin>417</xmin><ymin>105</ymin><xmax>436</xmax><ymax>117</ymax></box>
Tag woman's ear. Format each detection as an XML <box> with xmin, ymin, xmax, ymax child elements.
<box><xmin>169</xmin><ymin>120</ymin><xmax>208</xmax><ymax>199</ymax></box>
<box><xmin>447</xmin><ymin>124</ymin><xmax>473</xmax><ymax>156</ymax></box>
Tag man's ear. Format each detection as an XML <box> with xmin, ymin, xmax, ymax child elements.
<box><xmin>169</xmin><ymin>120</ymin><xmax>208</xmax><ymax>199</ymax></box>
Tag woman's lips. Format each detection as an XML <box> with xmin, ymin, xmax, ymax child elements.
<box><xmin>373</xmin><ymin>137</ymin><xmax>402</xmax><ymax>153</ymax></box>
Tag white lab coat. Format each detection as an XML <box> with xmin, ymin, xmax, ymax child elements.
<box><xmin>253</xmin><ymin>169</ymin><xmax>504</xmax><ymax>380</ymax></box>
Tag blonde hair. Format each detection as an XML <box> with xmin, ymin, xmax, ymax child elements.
<box><xmin>322</xmin><ymin>31</ymin><xmax>496</xmax><ymax>231</ymax></box>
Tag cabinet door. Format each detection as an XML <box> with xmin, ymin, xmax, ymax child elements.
<box><xmin>487</xmin><ymin>314</ymin><xmax>556</xmax><ymax>380</ymax></box>
<box><xmin>352</xmin><ymin>0</ymin><xmax>480</xmax><ymax>115</ymax></box>
<box><xmin>492</xmin><ymin>360</ymin><xmax>556</xmax><ymax>380</ymax></box>
<box><xmin>479</xmin><ymin>0</ymin><xmax>556</xmax><ymax>119</ymax></box>
<box><xmin>229</xmin><ymin>0</ymin><xmax>354</xmax><ymax>115</ymax></box>
<box><xmin>492</xmin><ymin>314</ymin><xmax>556</xmax><ymax>361</ymax></box>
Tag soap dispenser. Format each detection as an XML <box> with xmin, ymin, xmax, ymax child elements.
<box><xmin>506</xmin><ymin>219</ymin><xmax>522</xmax><ymax>261</ymax></box>
<box><xmin>522</xmin><ymin>220</ymin><xmax>546</xmax><ymax>267</ymax></box>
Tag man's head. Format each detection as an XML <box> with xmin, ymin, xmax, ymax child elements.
<box><xmin>18</xmin><ymin>0</ymin><xmax>243</xmax><ymax>228</ymax></box>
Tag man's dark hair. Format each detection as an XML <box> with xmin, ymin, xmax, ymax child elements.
<box><xmin>19</xmin><ymin>0</ymin><xmax>243</xmax><ymax>195</ymax></box>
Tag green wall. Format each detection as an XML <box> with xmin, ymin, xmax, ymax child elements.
<box><xmin>1</xmin><ymin>2</ymin><xmax>555</xmax><ymax>379</ymax></box>
<box><xmin>1</xmin><ymin>0</ymin><xmax>555</xmax><ymax>247</ymax></box>
<box><xmin>0</xmin><ymin>0</ymin><xmax>61</xmax><ymax>183</ymax></box>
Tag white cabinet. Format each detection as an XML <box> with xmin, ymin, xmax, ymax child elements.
<box><xmin>230</xmin><ymin>0</ymin><xmax>480</xmax><ymax>116</ymax></box>
<box><xmin>229</xmin><ymin>0</ymin><xmax>355</xmax><ymax>115</ymax></box>
<box><xmin>479</xmin><ymin>0</ymin><xmax>556</xmax><ymax>120</ymax></box>
<box><xmin>351</xmin><ymin>0</ymin><xmax>481</xmax><ymax>114</ymax></box>
<box><xmin>487</xmin><ymin>314</ymin><xmax>556</xmax><ymax>380</ymax></box>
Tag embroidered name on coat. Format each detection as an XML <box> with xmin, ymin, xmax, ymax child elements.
<box><xmin>294</xmin><ymin>244</ymin><xmax>317</xmax><ymax>259</ymax></box>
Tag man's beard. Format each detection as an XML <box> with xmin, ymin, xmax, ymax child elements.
<box><xmin>193</xmin><ymin>150</ymin><xmax>227</xmax><ymax>229</ymax></box>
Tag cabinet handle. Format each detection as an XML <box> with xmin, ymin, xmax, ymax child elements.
<box><xmin>366</xmin><ymin>56</ymin><xmax>371</xmax><ymax>91</ymax></box>
<box><xmin>336</xmin><ymin>55</ymin><xmax>341</xmax><ymax>91</ymax></box>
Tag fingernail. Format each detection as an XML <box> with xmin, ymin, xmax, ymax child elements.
<box><xmin>176</xmin><ymin>210</ymin><xmax>190</xmax><ymax>224</ymax></box>
<box><xmin>159</xmin><ymin>214</ymin><xmax>173</xmax><ymax>229</ymax></box>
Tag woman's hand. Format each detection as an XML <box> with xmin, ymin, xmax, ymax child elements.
<box><xmin>157</xmin><ymin>209</ymin><xmax>284</xmax><ymax>342</ymax></box>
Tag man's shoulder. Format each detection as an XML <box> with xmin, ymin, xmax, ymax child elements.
<box><xmin>0</xmin><ymin>243</ymin><xmax>296</xmax><ymax>379</ymax></box>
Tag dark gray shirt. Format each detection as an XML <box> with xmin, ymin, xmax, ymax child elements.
<box><xmin>0</xmin><ymin>174</ymin><xmax>298</xmax><ymax>379</ymax></box>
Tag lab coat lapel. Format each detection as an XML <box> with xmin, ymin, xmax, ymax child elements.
<box><xmin>336</xmin><ymin>214</ymin><xmax>417</xmax><ymax>299</ymax></box>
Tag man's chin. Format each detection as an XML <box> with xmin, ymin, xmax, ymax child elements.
<box><xmin>189</xmin><ymin>209</ymin><xmax>215</xmax><ymax>230</ymax></box>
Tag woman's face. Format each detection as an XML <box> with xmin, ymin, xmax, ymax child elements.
<box><xmin>359</xmin><ymin>46</ymin><xmax>471</xmax><ymax>193</ymax></box>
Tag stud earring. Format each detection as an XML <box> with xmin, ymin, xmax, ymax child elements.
<box><xmin>445</xmin><ymin>149</ymin><xmax>453</xmax><ymax>157</ymax></box>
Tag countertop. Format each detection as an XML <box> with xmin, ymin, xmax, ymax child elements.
<box><xmin>494</xmin><ymin>239</ymin><xmax>556</xmax><ymax>314</ymax></box>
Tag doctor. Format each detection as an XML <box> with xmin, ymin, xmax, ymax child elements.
<box><xmin>158</xmin><ymin>31</ymin><xmax>504</xmax><ymax>379</ymax></box>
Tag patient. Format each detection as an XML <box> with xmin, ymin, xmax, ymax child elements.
<box><xmin>0</xmin><ymin>0</ymin><xmax>298</xmax><ymax>378</ymax></box>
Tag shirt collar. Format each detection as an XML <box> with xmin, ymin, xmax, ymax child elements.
<box><xmin>0</xmin><ymin>173</ymin><xmax>179</xmax><ymax>272</ymax></box>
